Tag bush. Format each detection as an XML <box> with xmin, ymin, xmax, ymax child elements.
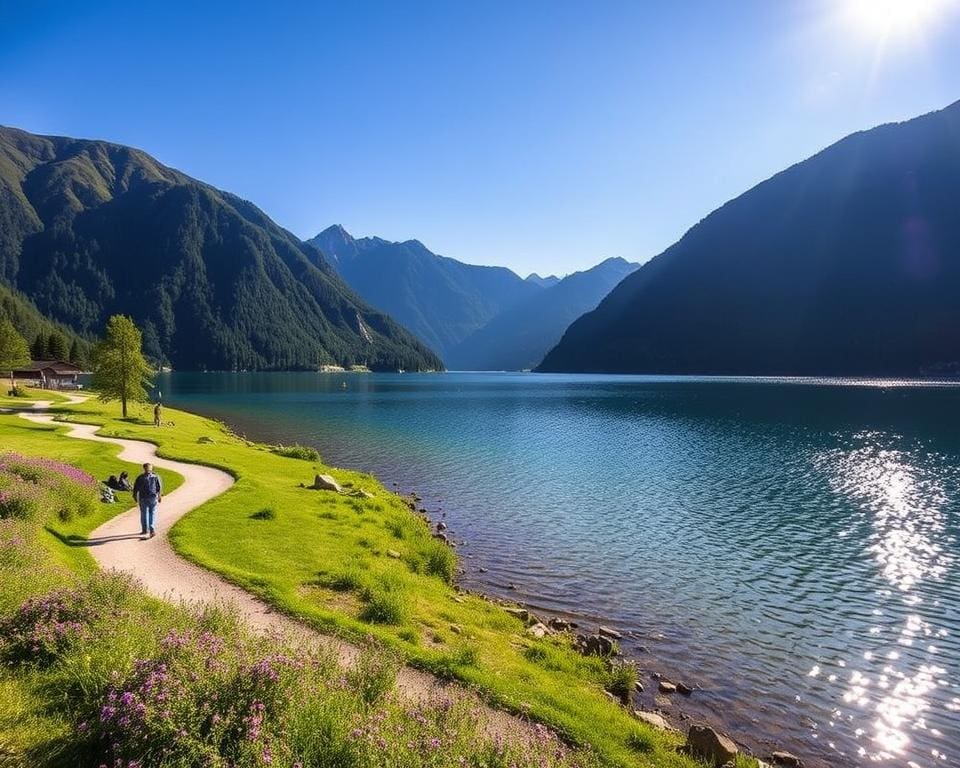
<box><xmin>250</xmin><ymin>508</ymin><xmax>276</xmax><ymax>521</ymax></box>
<box><xmin>347</xmin><ymin>641</ymin><xmax>401</xmax><ymax>705</ymax></box>
<box><xmin>360</xmin><ymin>576</ymin><xmax>410</xmax><ymax>625</ymax></box>
<box><xmin>0</xmin><ymin>586</ymin><xmax>98</xmax><ymax>666</ymax></box>
<box><xmin>423</xmin><ymin>539</ymin><xmax>457</xmax><ymax>583</ymax></box>
<box><xmin>271</xmin><ymin>444</ymin><xmax>321</xmax><ymax>462</ymax></box>
<box><xmin>604</xmin><ymin>660</ymin><xmax>638</xmax><ymax>702</ymax></box>
<box><xmin>317</xmin><ymin>566</ymin><xmax>366</xmax><ymax>593</ymax></box>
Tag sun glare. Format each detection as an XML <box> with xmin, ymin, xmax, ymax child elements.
<box><xmin>843</xmin><ymin>0</ymin><xmax>952</xmax><ymax>41</ymax></box>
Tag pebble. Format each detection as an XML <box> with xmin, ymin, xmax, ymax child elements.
<box><xmin>658</xmin><ymin>680</ymin><xmax>677</xmax><ymax>694</ymax></box>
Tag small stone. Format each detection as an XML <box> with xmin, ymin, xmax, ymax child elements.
<box><xmin>548</xmin><ymin>617</ymin><xmax>576</xmax><ymax>631</ymax></box>
<box><xmin>633</xmin><ymin>710</ymin><xmax>671</xmax><ymax>730</ymax></box>
<box><xmin>598</xmin><ymin>625</ymin><xmax>622</xmax><ymax>640</ymax></box>
<box><xmin>312</xmin><ymin>474</ymin><xmax>342</xmax><ymax>492</ymax></box>
<box><xmin>684</xmin><ymin>725</ymin><xmax>738</xmax><ymax>767</ymax></box>
<box><xmin>358</xmin><ymin>489</ymin><xmax>375</xmax><ymax>499</ymax></box>
<box><xmin>770</xmin><ymin>752</ymin><xmax>803</xmax><ymax>768</ymax></box>
<box><xmin>634</xmin><ymin>681</ymin><xmax>645</xmax><ymax>693</ymax></box>
<box><xmin>505</xmin><ymin>607</ymin><xmax>530</xmax><ymax>622</ymax></box>
<box><xmin>658</xmin><ymin>681</ymin><xmax>677</xmax><ymax>694</ymax></box>
<box><xmin>507</xmin><ymin>583</ymin><xmax>517</xmax><ymax>590</ymax></box>
<box><xmin>677</xmin><ymin>682</ymin><xmax>694</xmax><ymax>695</ymax></box>
<box><xmin>386</xmin><ymin>549</ymin><xmax>401</xmax><ymax>559</ymax></box>
<box><xmin>433</xmin><ymin>532</ymin><xmax>450</xmax><ymax>544</ymax></box>
<box><xmin>436</xmin><ymin>521</ymin><xmax>447</xmax><ymax>531</ymax></box>
<box><xmin>450</xmin><ymin>624</ymin><xmax>463</xmax><ymax>634</ymax></box>
<box><xmin>478</xmin><ymin>567</ymin><xmax>488</xmax><ymax>573</ymax></box>
<box><xmin>525</xmin><ymin>622</ymin><xmax>551</xmax><ymax>638</ymax></box>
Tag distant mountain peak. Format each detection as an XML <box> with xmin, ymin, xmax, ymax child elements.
<box><xmin>526</xmin><ymin>273</ymin><xmax>560</xmax><ymax>289</ymax></box>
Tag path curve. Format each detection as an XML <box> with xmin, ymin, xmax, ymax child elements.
<box><xmin>16</xmin><ymin>399</ymin><xmax>531</xmax><ymax>738</ymax></box>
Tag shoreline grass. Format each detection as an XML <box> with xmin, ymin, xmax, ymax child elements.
<box><xmin>0</xmin><ymin>389</ymin><xmax>757</xmax><ymax>767</ymax></box>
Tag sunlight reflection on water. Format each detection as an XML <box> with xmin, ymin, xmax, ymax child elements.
<box><xmin>820</xmin><ymin>436</ymin><xmax>956</xmax><ymax>763</ymax></box>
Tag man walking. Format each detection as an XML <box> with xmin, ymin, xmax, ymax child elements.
<box><xmin>132</xmin><ymin>462</ymin><xmax>163</xmax><ymax>538</ymax></box>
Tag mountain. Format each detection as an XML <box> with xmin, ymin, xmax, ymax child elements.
<box><xmin>0</xmin><ymin>126</ymin><xmax>442</xmax><ymax>372</ymax></box>
<box><xmin>307</xmin><ymin>226</ymin><xmax>542</xmax><ymax>359</ymax></box>
<box><xmin>525</xmin><ymin>273</ymin><xmax>560</xmax><ymax>289</ymax></box>
<box><xmin>446</xmin><ymin>257</ymin><xmax>639</xmax><ymax>370</ymax></box>
<box><xmin>539</xmin><ymin>100</ymin><xmax>960</xmax><ymax>376</ymax></box>
<box><xmin>0</xmin><ymin>282</ymin><xmax>92</xmax><ymax>363</ymax></box>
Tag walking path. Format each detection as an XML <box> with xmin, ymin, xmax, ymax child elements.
<box><xmin>14</xmin><ymin>397</ymin><xmax>529</xmax><ymax>738</ymax></box>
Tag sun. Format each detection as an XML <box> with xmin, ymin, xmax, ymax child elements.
<box><xmin>842</xmin><ymin>0</ymin><xmax>952</xmax><ymax>40</ymax></box>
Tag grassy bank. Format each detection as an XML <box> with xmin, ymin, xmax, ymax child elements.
<box><xmin>0</xmin><ymin>434</ymin><xmax>594</xmax><ymax>768</ymax></box>
<box><xmin>0</xmin><ymin>391</ymin><xmax>754</xmax><ymax>767</ymax></box>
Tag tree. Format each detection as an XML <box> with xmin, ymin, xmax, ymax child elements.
<box><xmin>68</xmin><ymin>338</ymin><xmax>84</xmax><ymax>367</ymax></box>
<box><xmin>0</xmin><ymin>317</ymin><xmax>30</xmax><ymax>392</ymax></box>
<box><xmin>46</xmin><ymin>330</ymin><xmax>68</xmax><ymax>360</ymax></box>
<box><xmin>91</xmin><ymin>315</ymin><xmax>154</xmax><ymax>418</ymax></box>
<box><xmin>31</xmin><ymin>332</ymin><xmax>47</xmax><ymax>360</ymax></box>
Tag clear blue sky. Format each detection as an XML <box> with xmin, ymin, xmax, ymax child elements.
<box><xmin>2</xmin><ymin>0</ymin><xmax>959</xmax><ymax>276</ymax></box>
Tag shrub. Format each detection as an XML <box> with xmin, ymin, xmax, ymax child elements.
<box><xmin>0</xmin><ymin>586</ymin><xmax>98</xmax><ymax>666</ymax></box>
<box><xmin>604</xmin><ymin>660</ymin><xmax>638</xmax><ymax>702</ymax></box>
<box><xmin>271</xmin><ymin>444</ymin><xmax>321</xmax><ymax>462</ymax></box>
<box><xmin>250</xmin><ymin>508</ymin><xmax>276</xmax><ymax>521</ymax></box>
<box><xmin>347</xmin><ymin>641</ymin><xmax>401</xmax><ymax>705</ymax></box>
<box><xmin>317</xmin><ymin>567</ymin><xmax>366</xmax><ymax>593</ymax></box>
<box><xmin>627</xmin><ymin>729</ymin><xmax>656</xmax><ymax>753</ymax></box>
<box><xmin>359</xmin><ymin>577</ymin><xmax>410</xmax><ymax>625</ymax></box>
<box><xmin>423</xmin><ymin>539</ymin><xmax>457</xmax><ymax>583</ymax></box>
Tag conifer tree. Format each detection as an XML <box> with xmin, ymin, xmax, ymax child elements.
<box><xmin>0</xmin><ymin>317</ymin><xmax>30</xmax><ymax>392</ymax></box>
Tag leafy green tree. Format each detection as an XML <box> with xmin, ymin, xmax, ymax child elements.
<box><xmin>31</xmin><ymin>333</ymin><xmax>47</xmax><ymax>360</ymax></box>
<box><xmin>92</xmin><ymin>315</ymin><xmax>154</xmax><ymax>418</ymax></box>
<box><xmin>0</xmin><ymin>317</ymin><xmax>30</xmax><ymax>392</ymax></box>
<box><xmin>46</xmin><ymin>330</ymin><xmax>68</xmax><ymax>360</ymax></box>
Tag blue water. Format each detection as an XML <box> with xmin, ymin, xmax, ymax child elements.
<box><xmin>157</xmin><ymin>372</ymin><xmax>960</xmax><ymax>767</ymax></box>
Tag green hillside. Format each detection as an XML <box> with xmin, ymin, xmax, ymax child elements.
<box><xmin>0</xmin><ymin>127</ymin><xmax>442</xmax><ymax>372</ymax></box>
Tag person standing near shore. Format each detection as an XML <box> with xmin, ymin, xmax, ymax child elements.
<box><xmin>132</xmin><ymin>462</ymin><xmax>162</xmax><ymax>538</ymax></box>
<box><xmin>153</xmin><ymin>402</ymin><xmax>162</xmax><ymax>427</ymax></box>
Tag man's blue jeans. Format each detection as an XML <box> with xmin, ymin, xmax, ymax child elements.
<box><xmin>139</xmin><ymin>499</ymin><xmax>158</xmax><ymax>534</ymax></box>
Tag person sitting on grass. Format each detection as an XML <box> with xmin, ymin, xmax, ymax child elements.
<box><xmin>105</xmin><ymin>471</ymin><xmax>133</xmax><ymax>492</ymax></box>
<box><xmin>132</xmin><ymin>462</ymin><xmax>162</xmax><ymax>539</ymax></box>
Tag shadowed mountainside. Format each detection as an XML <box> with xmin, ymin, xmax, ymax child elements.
<box><xmin>539</xmin><ymin>100</ymin><xmax>960</xmax><ymax>376</ymax></box>
<box><xmin>447</xmin><ymin>257</ymin><xmax>638</xmax><ymax>370</ymax></box>
<box><xmin>307</xmin><ymin>225</ymin><xmax>542</xmax><ymax>359</ymax></box>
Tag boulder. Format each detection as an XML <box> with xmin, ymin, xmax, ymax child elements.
<box><xmin>684</xmin><ymin>725</ymin><xmax>738</xmax><ymax>767</ymax></box>
<box><xmin>633</xmin><ymin>711</ymin><xmax>672</xmax><ymax>730</ymax></box>
<box><xmin>312</xmin><ymin>474</ymin><xmax>342</xmax><ymax>492</ymax></box>
<box><xmin>577</xmin><ymin>634</ymin><xmax>614</xmax><ymax>657</ymax></box>
<box><xmin>770</xmin><ymin>752</ymin><xmax>803</xmax><ymax>768</ymax></box>
<box><xmin>548</xmin><ymin>617</ymin><xmax>577</xmax><ymax>632</ymax></box>
<box><xmin>598</xmin><ymin>625</ymin><xmax>622</xmax><ymax>640</ymax></box>
<box><xmin>525</xmin><ymin>622</ymin><xmax>551</xmax><ymax>639</ymax></box>
<box><xmin>658</xmin><ymin>680</ymin><xmax>677</xmax><ymax>694</ymax></box>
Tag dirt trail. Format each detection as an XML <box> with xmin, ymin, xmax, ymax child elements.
<box><xmin>15</xmin><ymin>399</ymin><xmax>530</xmax><ymax>738</ymax></box>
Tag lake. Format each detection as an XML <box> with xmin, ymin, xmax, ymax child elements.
<box><xmin>156</xmin><ymin>372</ymin><xmax>960</xmax><ymax>767</ymax></box>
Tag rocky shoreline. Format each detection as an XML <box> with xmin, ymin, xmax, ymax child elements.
<box><xmin>399</xmin><ymin>487</ymin><xmax>807</xmax><ymax>768</ymax></box>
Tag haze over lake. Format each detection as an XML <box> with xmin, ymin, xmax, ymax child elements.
<box><xmin>157</xmin><ymin>372</ymin><xmax>959</xmax><ymax>767</ymax></box>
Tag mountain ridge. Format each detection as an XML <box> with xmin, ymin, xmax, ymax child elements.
<box><xmin>307</xmin><ymin>225</ymin><xmax>542</xmax><ymax>359</ymax></box>
<box><xmin>0</xmin><ymin>126</ymin><xmax>442</xmax><ymax>372</ymax></box>
<box><xmin>538</xmin><ymin>100</ymin><xmax>960</xmax><ymax>376</ymax></box>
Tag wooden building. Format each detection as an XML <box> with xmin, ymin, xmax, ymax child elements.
<box><xmin>12</xmin><ymin>360</ymin><xmax>84</xmax><ymax>390</ymax></box>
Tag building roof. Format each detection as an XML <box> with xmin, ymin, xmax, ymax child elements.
<box><xmin>14</xmin><ymin>359</ymin><xmax>84</xmax><ymax>375</ymax></box>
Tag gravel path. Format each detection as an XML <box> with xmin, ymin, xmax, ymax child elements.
<box><xmin>16</xmin><ymin>398</ymin><xmax>531</xmax><ymax>738</ymax></box>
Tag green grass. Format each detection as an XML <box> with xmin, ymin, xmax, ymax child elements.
<box><xmin>0</xmin><ymin>395</ymin><xmax>758</xmax><ymax>768</ymax></box>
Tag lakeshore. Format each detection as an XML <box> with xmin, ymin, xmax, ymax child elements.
<box><xmin>0</xmin><ymin>390</ymin><xmax>745</xmax><ymax>768</ymax></box>
<box><xmin>151</xmin><ymin>371</ymin><xmax>960</xmax><ymax>768</ymax></box>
